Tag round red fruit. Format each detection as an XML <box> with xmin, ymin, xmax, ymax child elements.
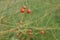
<box><xmin>27</xmin><ymin>9</ymin><xmax>31</xmax><ymax>14</ymax></box>
<box><xmin>28</xmin><ymin>29</ymin><xmax>32</xmax><ymax>32</ymax></box>
<box><xmin>19</xmin><ymin>20</ymin><xmax>23</xmax><ymax>25</ymax></box>
<box><xmin>22</xmin><ymin>5</ymin><xmax>26</xmax><ymax>9</ymax></box>
<box><xmin>16</xmin><ymin>33</ymin><xmax>19</xmax><ymax>37</ymax></box>
<box><xmin>27</xmin><ymin>29</ymin><xmax>32</xmax><ymax>35</ymax></box>
<box><xmin>28</xmin><ymin>32</ymin><xmax>32</xmax><ymax>35</ymax></box>
<box><xmin>22</xmin><ymin>32</ymin><xmax>25</xmax><ymax>35</ymax></box>
<box><xmin>40</xmin><ymin>30</ymin><xmax>45</xmax><ymax>35</ymax></box>
<box><xmin>20</xmin><ymin>8</ymin><xmax>25</xmax><ymax>13</ymax></box>
<box><xmin>10</xmin><ymin>29</ymin><xmax>14</xmax><ymax>32</ymax></box>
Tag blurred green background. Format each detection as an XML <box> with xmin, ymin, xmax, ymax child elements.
<box><xmin>0</xmin><ymin>0</ymin><xmax>60</xmax><ymax>40</ymax></box>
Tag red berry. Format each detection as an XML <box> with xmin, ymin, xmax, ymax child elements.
<box><xmin>16</xmin><ymin>33</ymin><xmax>19</xmax><ymax>37</ymax></box>
<box><xmin>19</xmin><ymin>20</ymin><xmax>23</xmax><ymax>25</ymax></box>
<box><xmin>27</xmin><ymin>9</ymin><xmax>31</xmax><ymax>14</ymax></box>
<box><xmin>20</xmin><ymin>8</ymin><xmax>25</xmax><ymax>13</ymax></box>
<box><xmin>27</xmin><ymin>29</ymin><xmax>32</xmax><ymax>35</ymax></box>
<box><xmin>40</xmin><ymin>30</ymin><xmax>45</xmax><ymax>35</ymax></box>
<box><xmin>10</xmin><ymin>29</ymin><xmax>14</xmax><ymax>32</ymax></box>
<box><xmin>28</xmin><ymin>29</ymin><xmax>32</xmax><ymax>32</ymax></box>
<box><xmin>22</xmin><ymin>5</ymin><xmax>26</xmax><ymax>9</ymax></box>
<box><xmin>28</xmin><ymin>31</ymin><xmax>32</xmax><ymax>35</ymax></box>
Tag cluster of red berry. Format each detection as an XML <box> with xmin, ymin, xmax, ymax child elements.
<box><xmin>20</xmin><ymin>5</ymin><xmax>31</xmax><ymax>14</ymax></box>
<box><xmin>16</xmin><ymin>29</ymin><xmax>45</xmax><ymax>37</ymax></box>
<box><xmin>10</xmin><ymin>29</ymin><xmax>45</xmax><ymax>38</ymax></box>
<box><xmin>40</xmin><ymin>30</ymin><xmax>45</xmax><ymax>35</ymax></box>
<box><xmin>15</xmin><ymin>4</ymin><xmax>45</xmax><ymax>37</ymax></box>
